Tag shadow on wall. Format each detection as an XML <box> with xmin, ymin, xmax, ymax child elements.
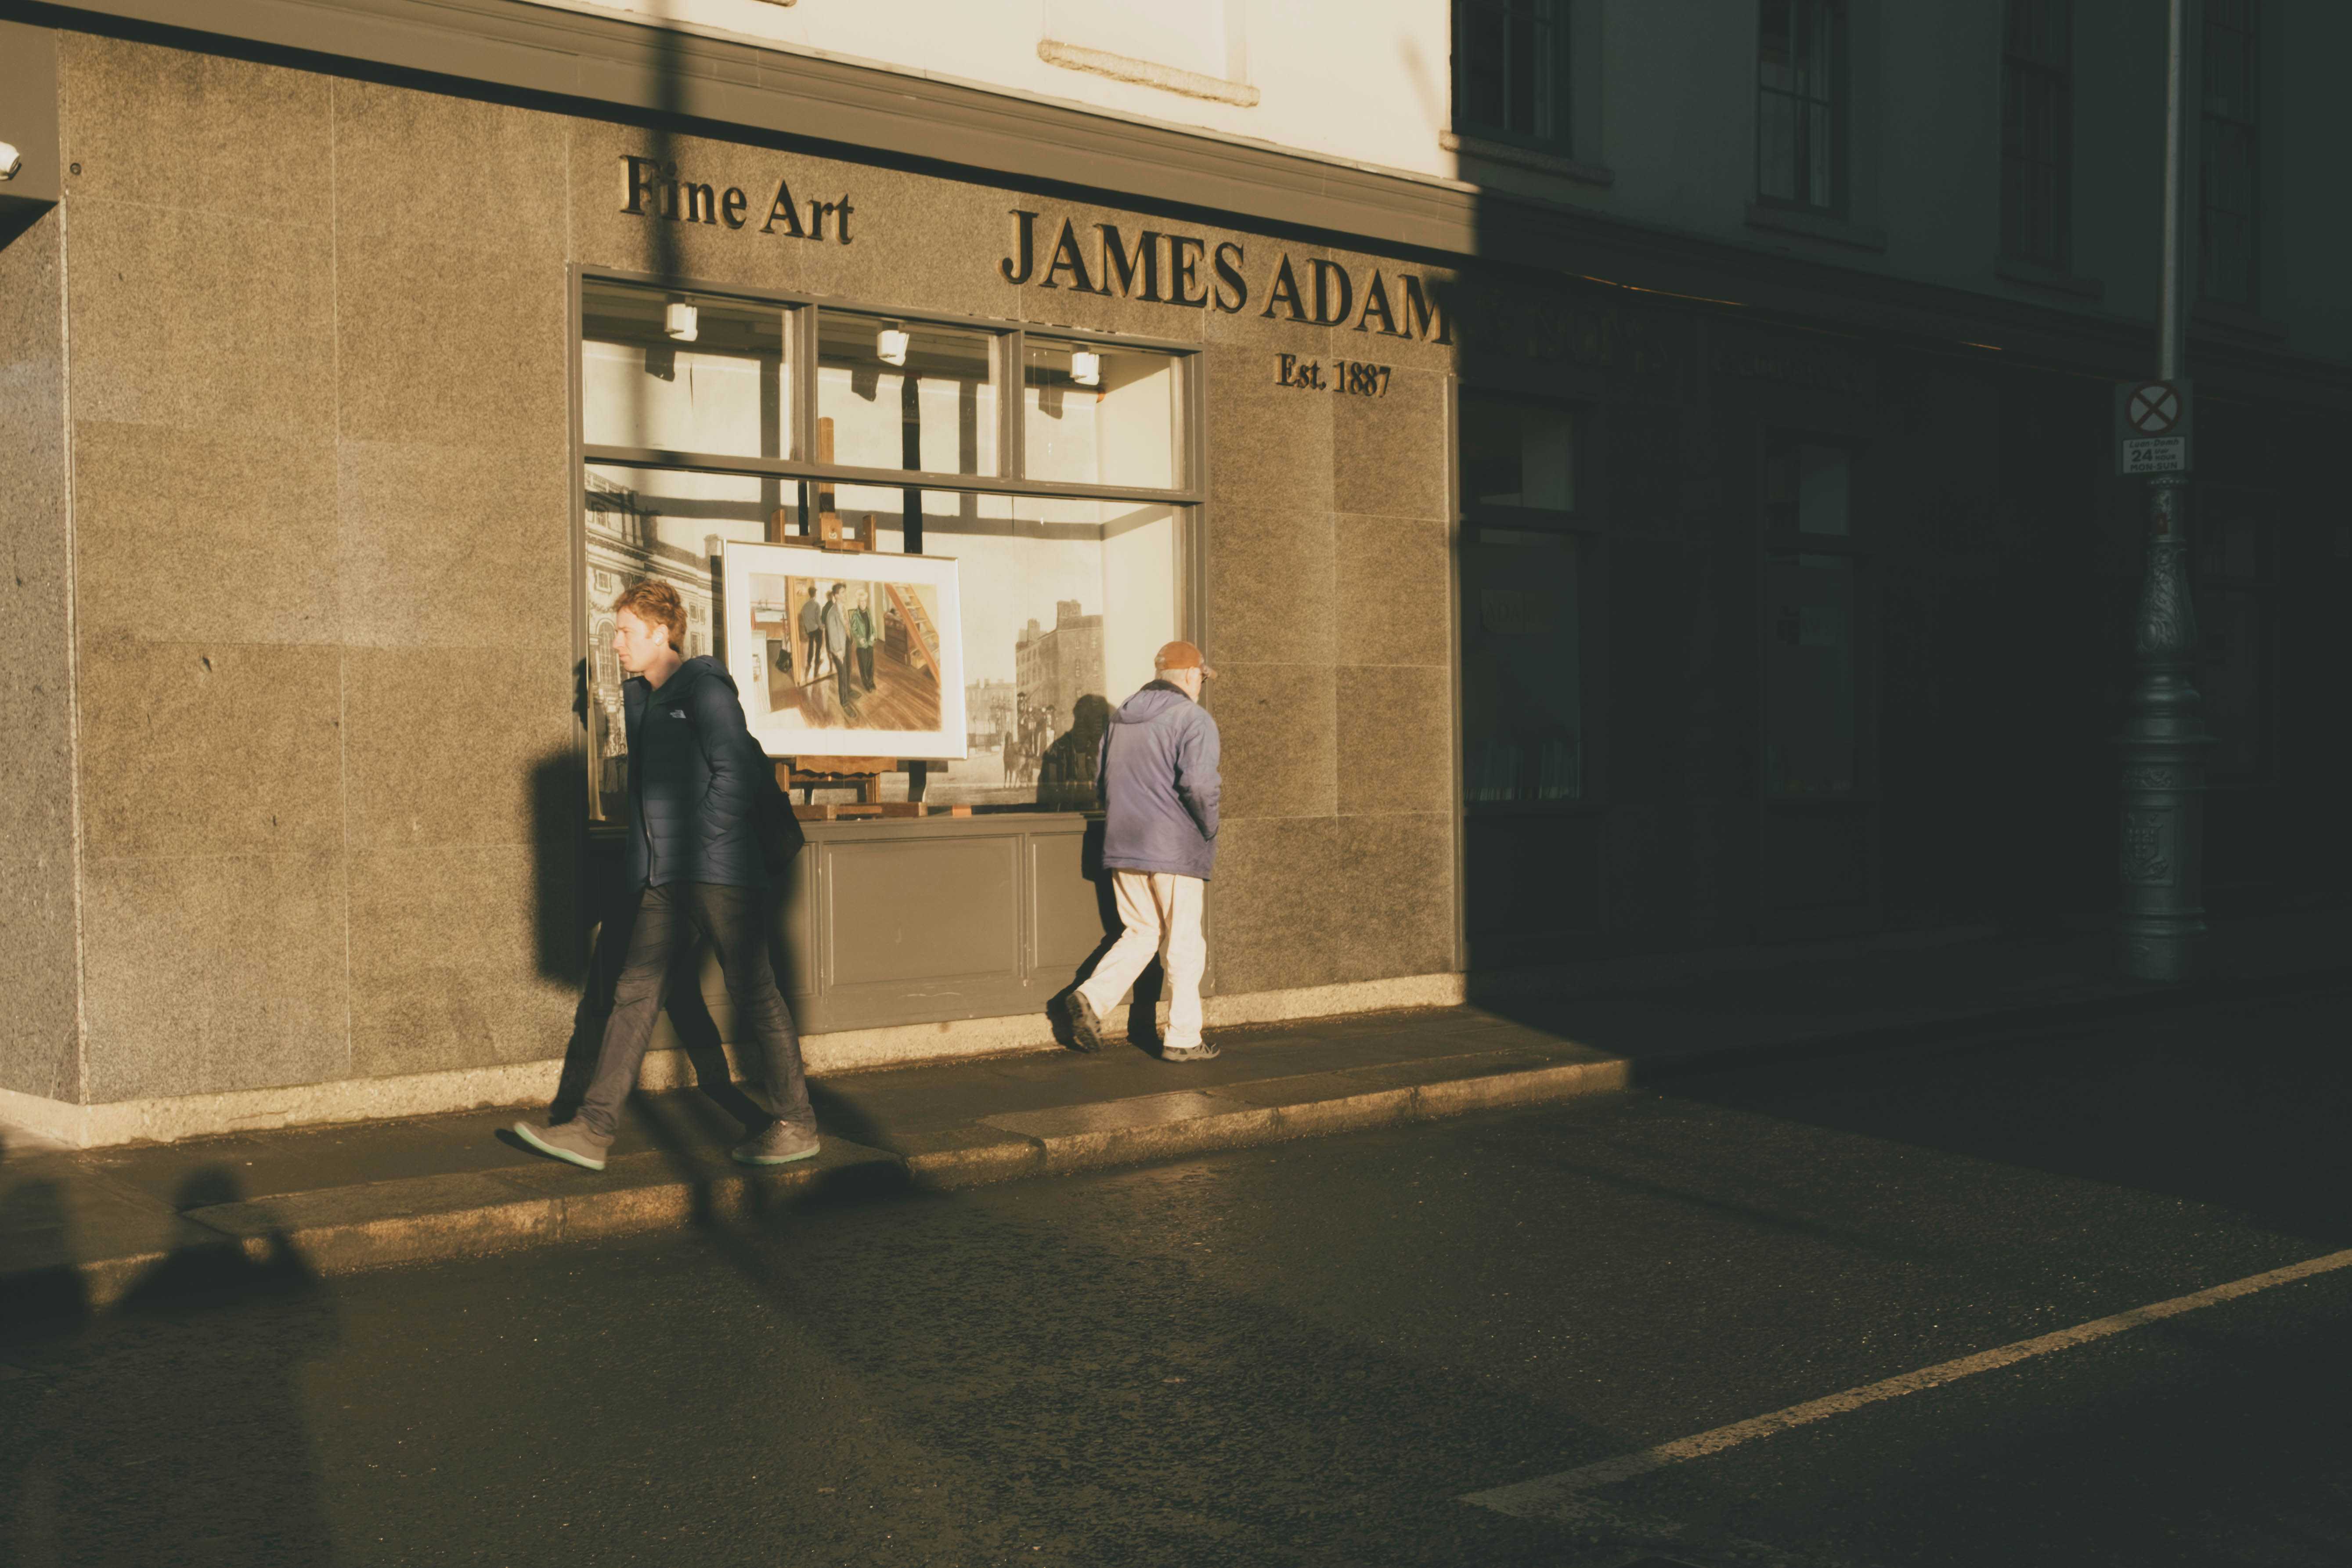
<box><xmin>536</xmin><ymin>736</ymin><xmax>595</xmax><ymax>992</ymax></box>
<box><xmin>0</xmin><ymin>1168</ymin><xmax>336</xmax><ymax>1566</ymax></box>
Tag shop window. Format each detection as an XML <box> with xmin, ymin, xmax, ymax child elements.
<box><xmin>816</xmin><ymin>311</ymin><xmax>999</xmax><ymax>476</ymax></box>
<box><xmin>2195</xmin><ymin>490</ymin><xmax>2275</xmax><ymax>785</ymax></box>
<box><xmin>581</xmin><ymin>282</ymin><xmax>796</xmax><ymax>461</ymax></box>
<box><xmin>1462</xmin><ymin>528</ymin><xmax>1581</xmax><ymax>804</ymax></box>
<box><xmin>1756</xmin><ymin>0</ymin><xmax>1845</xmax><ymax>214</ymax></box>
<box><xmin>2199</xmin><ymin>0</ymin><xmax>2260</xmax><ymax>309</ymax></box>
<box><xmin>1459</xmin><ymin>391</ymin><xmax>1575</xmax><ymax>511</ymax></box>
<box><xmin>1023</xmin><ymin>337</ymin><xmax>1183</xmax><ymax>490</ymax></box>
<box><xmin>1765</xmin><ymin>439</ymin><xmax>1851</xmax><ymax>536</ymax></box>
<box><xmin>577</xmin><ymin>280</ymin><xmax>1196</xmax><ymax>825</ymax></box>
<box><xmin>1762</xmin><ymin>438</ymin><xmax>1860</xmax><ymax>798</ymax></box>
<box><xmin>815</xmin><ymin>485</ymin><xmax>1179</xmax><ymax>810</ymax></box>
<box><xmin>1453</xmin><ymin>0</ymin><xmax>1572</xmax><ymax>152</ymax></box>
<box><xmin>2001</xmin><ymin>0</ymin><xmax>2073</xmax><ymax>269</ymax></box>
<box><xmin>1458</xmin><ymin>389</ymin><xmax>1583</xmax><ymax>808</ymax></box>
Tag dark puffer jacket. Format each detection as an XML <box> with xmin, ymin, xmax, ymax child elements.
<box><xmin>622</xmin><ymin>656</ymin><xmax>768</xmax><ymax>889</ymax></box>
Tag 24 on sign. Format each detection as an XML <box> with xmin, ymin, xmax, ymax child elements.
<box><xmin>1277</xmin><ymin>354</ymin><xmax>1390</xmax><ymax>396</ymax></box>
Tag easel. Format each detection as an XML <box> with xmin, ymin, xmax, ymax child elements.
<box><xmin>771</xmin><ymin>416</ymin><xmax>874</xmax><ymax>553</ymax></box>
<box><xmin>774</xmin><ymin>418</ymin><xmax>963</xmax><ymax>818</ymax></box>
<box><xmin>780</xmin><ymin>755</ymin><xmax>961</xmax><ymax>820</ymax></box>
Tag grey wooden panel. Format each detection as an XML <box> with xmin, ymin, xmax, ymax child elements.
<box><xmin>823</xmin><ymin>832</ymin><xmax>1021</xmax><ymax>988</ymax></box>
<box><xmin>772</xmin><ymin>852</ymin><xmax>820</xmax><ymax>999</ymax></box>
<box><xmin>1032</xmin><ymin>829</ymin><xmax>1115</xmax><ymax>974</ymax></box>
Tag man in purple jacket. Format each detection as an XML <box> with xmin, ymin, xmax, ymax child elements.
<box><xmin>1064</xmin><ymin>641</ymin><xmax>1222</xmax><ymax>1061</ymax></box>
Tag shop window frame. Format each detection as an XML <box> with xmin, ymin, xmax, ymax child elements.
<box><xmin>568</xmin><ymin>266</ymin><xmax>1208</xmax><ymax>833</ymax></box>
<box><xmin>1454</xmin><ymin>386</ymin><xmax>1601</xmax><ymax>820</ymax></box>
<box><xmin>1757</xmin><ymin>430</ymin><xmax>1876</xmax><ymax>808</ymax></box>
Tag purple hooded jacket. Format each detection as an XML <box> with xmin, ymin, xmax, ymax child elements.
<box><xmin>1095</xmin><ymin>681</ymin><xmax>1221</xmax><ymax>880</ymax></box>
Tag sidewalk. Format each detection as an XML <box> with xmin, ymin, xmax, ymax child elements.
<box><xmin>4</xmin><ymin>909</ymin><xmax>2347</xmax><ymax>1311</ymax></box>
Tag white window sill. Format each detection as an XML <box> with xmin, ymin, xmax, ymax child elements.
<box><xmin>2192</xmin><ymin>299</ymin><xmax>2288</xmax><ymax>342</ymax></box>
<box><xmin>1995</xmin><ymin>256</ymin><xmax>2104</xmax><ymax>300</ymax></box>
<box><xmin>1037</xmin><ymin>40</ymin><xmax>1259</xmax><ymax>107</ymax></box>
<box><xmin>1745</xmin><ymin>201</ymin><xmax>1886</xmax><ymax>252</ymax></box>
<box><xmin>1440</xmin><ymin>131</ymin><xmax>1613</xmax><ymax>187</ymax></box>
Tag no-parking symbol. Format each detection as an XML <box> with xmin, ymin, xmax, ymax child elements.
<box><xmin>2116</xmin><ymin>378</ymin><xmax>2193</xmax><ymax>475</ymax></box>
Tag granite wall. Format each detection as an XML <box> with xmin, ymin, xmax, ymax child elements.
<box><xmin>56</xmin><ymin>36</ymin><xmax>581</xmax><ymax>1106</ymax></box>
<box><xmin>0</xmin><ymin>208</ymin><xmax>80</xmax><ymax>1102</ymax></box>
<box><xmin>29</xmin><ymin>33</ymin><xmax>1460</xmax><ymax>1109</ymax></box>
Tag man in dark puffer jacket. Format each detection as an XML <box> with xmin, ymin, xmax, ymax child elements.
<box><xmin>513</xmin><ymin>580</ymin><xmax>818</xmax><ymax>1171</ymax></box>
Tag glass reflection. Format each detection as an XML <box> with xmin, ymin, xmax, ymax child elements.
<box><xmin>581</xmin><ymin>281</ymin><xmax>793</xmax><ymax>460</ymax></box>
<box><xmin>582</xmin><ymin>464</ymin><xmax>798</xmax><ymax>822</ymax></box>
<box><xmin>816</xmin><ymin>312</ymin><xmax>999</xmax><ymax>476</ymax></box>
<box><xmin>826</xmin><ymin>484</ymin><xmax>1177</xmax><ymax>810</ymax></box>
<box><xmin>1024</xmin><ymin>338</ymin><xmax>1183</xmax><ymax>489</ymax></box>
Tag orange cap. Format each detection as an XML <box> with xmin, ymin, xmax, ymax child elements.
<box><xmin>1154</xmin><ymin>640</ymin><xmax>1215</xmax><ymax>678</ymax></box>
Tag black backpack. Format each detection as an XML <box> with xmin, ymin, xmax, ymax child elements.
<box><xmin>747</xmin><ymin>736</ymin><xmax>806</xmax><ymax>875</ymax></box>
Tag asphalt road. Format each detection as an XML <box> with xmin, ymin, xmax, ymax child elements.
<box><xmin>5</xmin><ymin>987</ymin><xmax>2350</xmax><ymax>1568</ymax></box>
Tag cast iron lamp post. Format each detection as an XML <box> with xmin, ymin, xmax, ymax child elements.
<box><xmin>2116</xmin><ymin>0</ymin><xmax>2211</xmax><ymax>982</ymax></box>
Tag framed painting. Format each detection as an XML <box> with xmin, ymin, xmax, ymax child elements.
<box><xmin>720</xmin><ymin>539</ymin><xmax>969</xmax><ymax>759</ymax></box>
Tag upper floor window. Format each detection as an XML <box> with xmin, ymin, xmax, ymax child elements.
<box><xmin>1454</xmin><ymin>0</ymin><xmax>1572</xmax><ymax>151</ymax></box>
<box><xmin>2001</xmin><ymin>0</ymin><xmax>2073</xmax><ymax>268</ymax></box>
<box><xmin>2200</xmin><ymin>0</ymin><xmax>2260</xmax><ymax>308</ymax></box>
<box><xmin>1756</xmin><ymin>0</ymin><xmax>1845</xmax><ymax>213</ymax></box>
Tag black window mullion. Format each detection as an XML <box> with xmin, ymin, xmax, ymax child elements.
<box><xmin>1002</xmin><ymin>328</ymin><xmax>1026</xmax><ymax>482</ymax></box>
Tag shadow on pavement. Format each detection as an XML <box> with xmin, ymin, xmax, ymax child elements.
<box><xmin>1659</xmin><ymin>985</ymin><xmax>2352</xmax><ymax>1247</ymax></box>
<box><xmin>0</xmin><ymin>1167</ymin><xmax>337</xmax><ymax>1568</ymax></box>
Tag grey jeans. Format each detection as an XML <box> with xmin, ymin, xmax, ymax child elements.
<box><xmin>576</xmin><ymin>881</ymin><xmax>814</xmax><ymax>1141</ymax></box>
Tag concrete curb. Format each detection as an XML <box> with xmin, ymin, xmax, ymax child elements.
<box><xmin>9</xmin><ymin>970</ymin><xmax>2345</xmax><ymax>1308</ymax></box>
<box><xmin>10</xmin><ymin>1047</ymin><xmax>1636</xmax><ymax>1307</ymax></box>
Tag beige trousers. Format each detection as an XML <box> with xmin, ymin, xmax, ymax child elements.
<box><xmin>1075</xmin><ymin>871</ymin><xmax>1206</xmax><ymax>1049</ymax></box>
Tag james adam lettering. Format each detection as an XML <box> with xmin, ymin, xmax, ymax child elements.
<box><xmin>620</xmin><ymin>155</ymin><xmax>856</xmax><ymax>242</ymax></box>
<box><xmin>999</xmin><ymin>210</ymin><xmax>1450</xmax><ymax>342</ymax></box>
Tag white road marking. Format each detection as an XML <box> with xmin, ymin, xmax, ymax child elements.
<box><xmin>1464</xmin><ymin>1247</ymin><xmax>2352</xmax><ymax>1519</ymax></box>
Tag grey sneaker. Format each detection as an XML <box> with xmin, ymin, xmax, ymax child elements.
<box><xmin>1063</xmin><ymin>990</ymin><xmax>1106</xmax><ymax>1053</ymax></box>
<box><xmin>512</xmin><ymin>1118</ymin><xmax>610</xmax><ymax>1171</ymax></box>
<box><xmin>1161</xmin><ymin>1040</ymin><xmax>1219</xmax><ymax>1063</ymax></box>
<box><xmin>732</xmin><ymin>1120</ymin><xmax>821</xmax><ymax>1167</ymax></box>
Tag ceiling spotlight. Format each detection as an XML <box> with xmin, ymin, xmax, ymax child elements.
<box><xmin>0</xmin><ymin>143</ymin><xmax>20</xmax><ymax>181</ymax></box>
<box><xmin>1070</xmin><ymin>350</ymin><xmax>1101</xmax><ymax>388</ymax></box>
<box><xmin>877</xmin><ymin>327</ymin><xmax>910</xmax><ymax>367</ymax></box>
<box><xmin>664</xmin><ymin>301</ymin><xmax>699</xmax><ymax>342</ymax></box>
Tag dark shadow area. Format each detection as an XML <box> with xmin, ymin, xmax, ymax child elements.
<box><xmin>532</xmin><ymin>743</ymin><xmax>592</xmax><ymax>991</ymax></box>
<box><xmin>602</xmin><ymin>1137</ymin><xmax>1676</xmax><ymax>1568</ymax></box>
<box><xmin>1</xmin><ymin>1168</ymin><xmax>335</xmax><ymax>1567</ymax></box>
<box><xmin>1658</xmin><ymin>985</ymin><xmax>2352</xmax><ymax>1248</ymax></box>
<box><xmin>0</xmin><ymin>1173</ymin><xmax>88</xmax><ymax>1338</ymax></box>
